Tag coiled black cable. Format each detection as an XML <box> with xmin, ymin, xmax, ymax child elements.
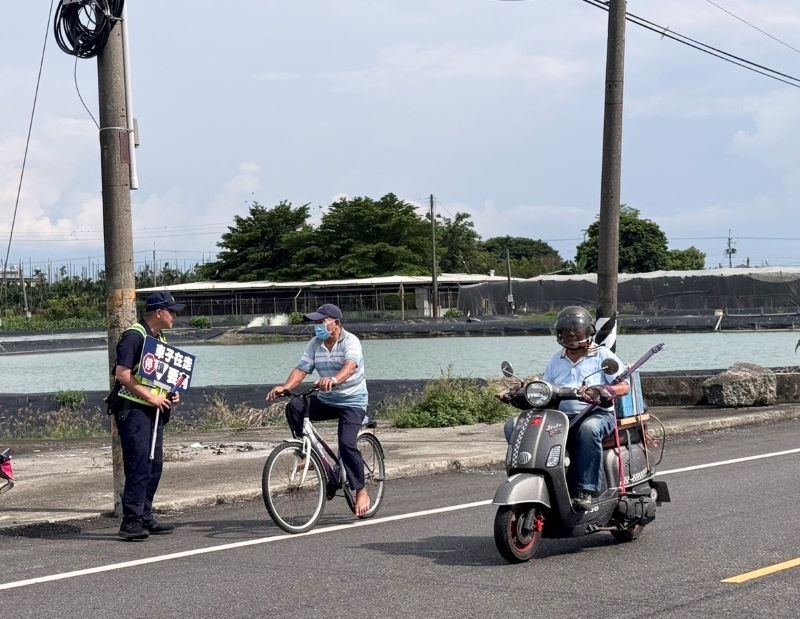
<box><xmin>53</xmin><ymin>0</ymin><xmax>125</xmax><ymax>59</ymax></box>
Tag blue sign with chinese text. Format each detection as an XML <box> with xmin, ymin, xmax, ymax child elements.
<box><xmin>136</xmin><ymin>336</ymin><xmax>196</xmax><ymax>393</ymax></box>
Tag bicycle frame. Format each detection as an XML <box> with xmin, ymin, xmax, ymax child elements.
<box><xmin>292</xmin><ymin>418</ymin><xmax>345</xmax><ymax>490</ymax></box>
<box><xmin>289</xmin><ymin>390</ymin><xmax>372</xmax><ymax>503</ymax></box>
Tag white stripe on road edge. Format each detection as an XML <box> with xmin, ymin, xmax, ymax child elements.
<box><xmin>0</xmin><ymin>500</ymin><xmax>491</xmax><ymax>591</ymax></box>
<box><xmin>1</xmin><ymin>447</ymin><xmax>799</xmax><ymax>592</ymax></box>
<box><xmin>656</xmin><ymin>447</ymin><xmax>800</xmax><ymax>476</ymax></box>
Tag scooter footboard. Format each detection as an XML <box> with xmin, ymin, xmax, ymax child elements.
<box><xmin>492</xmin><ymin>474</ymin><xmax>551</xmax><ymax>508</ymax></box>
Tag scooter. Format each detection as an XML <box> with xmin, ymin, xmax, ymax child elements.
<box><xmin>0</xmin><ymin>448</ymin><xmax>15</xmax><ymax>493</ymax></box>
<box><xmin>493</xmin><ymin>344</ymin><xmax>670</xmax><ymax>563</ymax></box>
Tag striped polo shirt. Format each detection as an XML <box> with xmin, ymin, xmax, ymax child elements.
<box><xmin>296</xmin><ymin>329</ymin><xmax>368</xmax><ymax>409</ymax></box>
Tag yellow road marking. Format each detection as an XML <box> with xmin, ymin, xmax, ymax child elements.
<box><xmin>722</xmin><ymin>558</ymin><xmax>800</xmax><ymax>584</ymax></box>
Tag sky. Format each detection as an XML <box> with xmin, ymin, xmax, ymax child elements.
<box><xmin>2</xmin><ymin>0</ymin><xmax>800</xmax><ymax>278</ymax></box>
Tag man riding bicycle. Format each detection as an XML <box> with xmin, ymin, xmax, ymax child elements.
<box><xmin>266</xmin><ymin>303</ymin><xmax>371</xmax><ymax>517</ymax></box>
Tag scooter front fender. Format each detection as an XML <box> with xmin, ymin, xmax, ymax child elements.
<box><xmin>492</xmin><ymin>473</ymin><xmax>551</xmax><ymax>508</ymax></box>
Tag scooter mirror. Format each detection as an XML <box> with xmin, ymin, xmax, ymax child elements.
<box><xmin>500</xmin><ymin>361</ymin><xmax>515</xmax><ymax>378</ymax></box>
<box><xmin>601</xmin><ymin>358</ymin><xmax>619</xmax><ymax>374</ymax></box>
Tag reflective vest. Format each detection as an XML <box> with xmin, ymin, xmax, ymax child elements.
<box><xmin>117</xmin><ymin>322</ymin><xmax>169</xmax><ymax>407</ymax></box>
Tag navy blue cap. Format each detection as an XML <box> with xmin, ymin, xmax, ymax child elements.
<box><xmin>145</xmin><ymin>291</ymin><xmax>186</xmax><ymax>312</ymax></box>
<box><xmin>303</xmin><ymin>303</ymin><xmax>343</xmax><ymax>322</ymax></box>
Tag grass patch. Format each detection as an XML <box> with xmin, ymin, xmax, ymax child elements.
<box><xmin>386</xmin><ymin>369</ymin><xmax>509</xmax><ymax>428</ymax></box>
<box><xmin>0</xmin><ymin>316</ymin><xmax>105</xmax><ymax>332</ymax></box>
<box><xmin>5</xmin><ymin>409</ymin><xmax>105</xmax><ymax>440</ymax></box>
<box><xmin>55</xmin><ymin>390</ymin><xmax>87</xmax><ymax>411</ymax></box>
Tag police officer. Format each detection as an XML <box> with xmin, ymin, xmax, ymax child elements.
<box><xmin>110</xmin><ymin>291</ymin><xmax>184</xmax><ymax>540</ymax></box>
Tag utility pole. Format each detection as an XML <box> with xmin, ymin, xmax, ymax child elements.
<box><xmin>505</xmin><ymin>247</ymin><xmax>515</xmax><ymax>315</ymax></box>
<box><xmin>98</xmin><ymin>19</ymin><xmax>137</xmax><ymax>517</ymax></box>
<box><xmin>725</xmin><ymin>229</ymin><xmax>736</xmax><ymax>268</ymax></box>
<box><xmin>430</xmin><ymin>194</ymin><xmax>439</xmax><ymax>319</ymax></box>
<box><xmin>596</xmin><ymin>0</ymin><xmax>626</xmax><ymax>348</ymax></box>
<box><xmin>19</xmin><ymin>261</ymin><xmax>30</xmax><ymax>319</ymax></box>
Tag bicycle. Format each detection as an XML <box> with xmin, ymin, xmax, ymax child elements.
<box><xmin>262</xmin><ymin>387</ymin><xmax>386</xmax><ymax>534</ymax></box>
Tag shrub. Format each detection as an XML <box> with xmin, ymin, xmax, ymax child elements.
<box><xmin>289</xmin><ymin>311</ymin><xmax>305</xmax><ymax>325</ymax></box>
<box><xmin>189</xmin><ymin>316</ymin><xmax>212</xmax><ymax>328</ymax></box>
<box><xmin>55</xmin><ymin>390</ymin><xmax>87</xmax><ymax>411</ymax></box>
<box><xmin>387</xmin><ymin>370</ymin><xmax>508</xmax><ymax>428</ymax></box>
<box><xmin>443</xmin><ymin>309</ymin><xmax>463</xmax><ymax>318</ymax></box>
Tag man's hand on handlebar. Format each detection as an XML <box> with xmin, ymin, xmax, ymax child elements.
<box><xmin>315</xmin><ymin>377</ymin><xmax>338</xmax><ymax>393</ymax></box>
<box><xmin>579</xmin><ymin>385</ymin><xmax>617</xmax><ymax>408</ymax></box>
<box><xmin>497</xmin><ymin>387</ymin><xmax>528</xmax><ymax>409</ymax></box>
<box><xmin>266</xmin><ymin>385</ymin><xmax>290</xmax><ymax>401</ymax></box>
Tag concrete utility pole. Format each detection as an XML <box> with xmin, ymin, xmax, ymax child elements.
<box><xmin>725</xmin><ymin>229</ymin><xmax>736</xmax><ymax>268</ymax></box>
<box><xmin>430</xmin><ymin>194</ymin><xmax>439</xmax><ymax>319</ymax></box>
<box><xmin>596</xmin><ymin>0</ymin><xmax>626</xmax><ymax>325</ymax></box>
<box><xmin>505</xmin><ymin>247</ymin><xmax>515</xmax><ymax>315</ymax></box>
<box><xmin>98</xmin><ymin>21</ymin><xmax>137</xmax><ymax>517</ymax></box>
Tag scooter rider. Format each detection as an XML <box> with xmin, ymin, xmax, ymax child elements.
<box><xmin>544</xmin><ymin>306</ymin><xmax>629</xmax><ymax>510</ymax></box>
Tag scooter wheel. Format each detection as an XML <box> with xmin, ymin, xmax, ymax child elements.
<box><xmin>494</xmin><ymin>505</ymin><xmax>542</xmax><ymax>563</ymax></box>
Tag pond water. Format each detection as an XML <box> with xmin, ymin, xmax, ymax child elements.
<box><xmin>1</xmin><ymin>331</ymin><xmax>798</xmax><ymax>394</ymax></box>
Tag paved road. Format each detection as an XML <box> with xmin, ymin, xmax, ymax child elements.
<box><xmin>1</xmin><ymin>420</ymin><xmax>799</xmax><ymax>617</ymax></box>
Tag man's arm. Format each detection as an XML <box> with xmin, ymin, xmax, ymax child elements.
<box><xmin>114</xmin><ymin>365</ymin><xmax>172</xmax><ymax>410</ymax></box>
<box><xmin>267</xmin><ymin>368</ymin><xmax>309</xmax><ymax>400</ymax></box>
<box><xmin>316</xmin><ymin>360</ymin><xmax>357</xmax><ymax>392</ymax></box>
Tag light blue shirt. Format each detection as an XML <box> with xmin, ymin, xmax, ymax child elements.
<box><xmin>544</xmin><ymin>346</ymin><xmax>628</xmax><ymax>416</ymax></box>
<box><xmin>296</xmin><ymin>329</ymin><xmax>368</xmax><ymax>409</ymax></box>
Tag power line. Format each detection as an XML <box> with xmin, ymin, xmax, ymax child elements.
<box><xmin>580</xmin><ymin>0</ymin><xmax>800</xmax><ymax>89</ymax></box>
<box><xmin>700</xmin><ymin>0</ymin><xmax>800</xmax><ymax>57</ymax></box>
<box><xmin>3</xmin><ymin>0</ymin><xmax>56</xmax><ymax>287</ymax></box>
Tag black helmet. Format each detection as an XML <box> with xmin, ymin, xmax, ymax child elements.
<box><xmin>554</xmin><ymin>306</ymin><xmax>595</xmax><ymax>349</ymax></box>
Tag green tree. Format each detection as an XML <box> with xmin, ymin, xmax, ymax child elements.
<box><xmin>666</xmin><ymin>246</ymin><xmax>706</xmax><ymax>270</ymax></box>
<box><xmin>310</xmin><ymin>194</ymin><xmax>430</xmax><ymax>278</ymax></box>
<box><xmin>482</xmin><ymin>236</ymin><xmax>564</xmax><ymax>278</ymax></box>
<box><xmin>436</xmin><ymin>212</ymin><xmax>486</xmax><ymax>274</ymax></box>
<box><xmin>200</xmin><ymin>201</ymin><xmax>313</xmax><ymax>281</ymax></box>
<box><xmin>575</xmin><ymin>206</ymin><xmax>669</xmax><ymax>273</ymax></box>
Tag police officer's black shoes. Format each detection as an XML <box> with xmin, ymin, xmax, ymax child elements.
<box><xmin>573</xmin><ymin>490</ymin><xmax>593</xmax><ymax>511</ymax></box>
<box><xmin>118</xmin><ymin>521</ymin><xmax>149</xmax><ymax>541</ymax></box>
<box><xmin>143</xmin><ymin>519</ymin><xmax>175</xmax><ymax>535</ymax></box>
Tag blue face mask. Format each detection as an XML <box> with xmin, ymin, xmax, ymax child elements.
<box><xmin>314</xmin><ymin>324</ymin><xmax>332</xmax><ymax>341</ymax></box>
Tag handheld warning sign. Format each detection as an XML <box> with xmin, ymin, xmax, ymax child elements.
<box><xmin>136</xmin><ymin>336</ymin><xmax>196</xmax><ymax>393</ymax></box>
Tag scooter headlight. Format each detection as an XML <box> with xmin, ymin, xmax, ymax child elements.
<box><xmin>524</xmin><ymin>381</ymin><xmax>553</xmax><ymax>407</ymax></box>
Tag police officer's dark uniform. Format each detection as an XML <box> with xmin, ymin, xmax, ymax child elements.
<box><xmin>108</xmin><ymin>291</ymin><xmax>184</xmax><ymax>540</ymax></box>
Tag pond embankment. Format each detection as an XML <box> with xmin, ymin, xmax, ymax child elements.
<box><xmin>2</xmin><ymin>371</ymin><xmax>800</xmax><ymax>440</ymax></box>
<box><xmin>2</xmin><ymin>312</ymin><xmax>800</xmax><ymax>354</ymax></box>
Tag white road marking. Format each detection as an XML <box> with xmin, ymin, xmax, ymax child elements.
<box><xmin>1</xmin><ymin>447</ymin><xmax>799</xmax><ymax>592</ymax></box>
<box><xmin>657</xmin><ymin>447</ymin><xmax>800</xmax><ymax>476</ymax></box>
<box><xmin>0</xmin><ymin>500</ymin><xmax>490</xmax><ymax>591</ymax></box>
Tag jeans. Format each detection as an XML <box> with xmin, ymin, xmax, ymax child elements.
<box><xmin>572</xmin><ymin>411</ymin><xmax>616</xmax><ymax>493</ymax></box>
<box><xmin>285</xmin><ymin>396</ymin><xmax>367</xmax><ymax>491</ymax></box>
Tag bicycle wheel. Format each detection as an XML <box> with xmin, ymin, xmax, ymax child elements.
<box><xmin>345</xmin><ymin>433</ymin><xmax>386</xmax><ymax>519</ymax></box>
<box><xmin>262</xmin><ymin>442</ymin><xmax>326</xmax><ymax>534</ymax></box>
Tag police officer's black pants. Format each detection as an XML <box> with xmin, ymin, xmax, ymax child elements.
<box><xmin>115</xmin><ymin>403</ymin><xmax>164</xmax><ymax>525</ymax></box>
<box><xmin>285</xmin><ymin>396</ymin><xmax>366</xmax><ymax>491</ymax></box>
